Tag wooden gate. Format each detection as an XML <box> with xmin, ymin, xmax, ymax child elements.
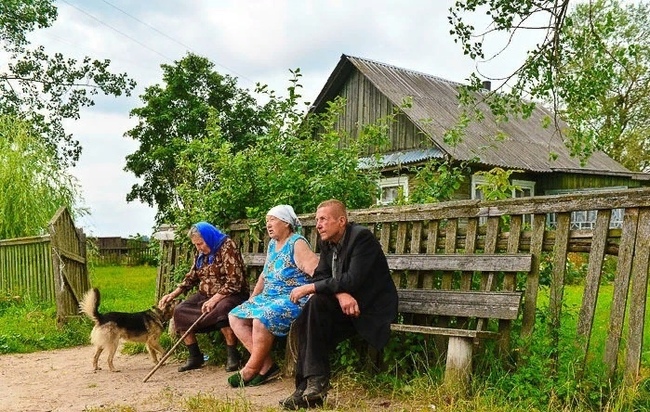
<box><xmin>49</xmin><ymin>207</ymin><xmax>90</xmax><ymax>325</ymax></box>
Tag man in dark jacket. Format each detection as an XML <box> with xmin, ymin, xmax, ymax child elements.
<box><xmin>280</xmin><ymin>199</ymin><xmax>398</xmax><ymax>410</ymax></box>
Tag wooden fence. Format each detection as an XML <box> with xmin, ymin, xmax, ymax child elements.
<box><xmin>156</xmin><ymin>188</ymin><xmax>650</xmax><ymax>385</ymax></box>
<box><xmin>0</xmin><ymin>207</ymin><xmax>89</xmax><ymax>324</ymax></box>
<box><xmin>91</xmin><ymin>237</ymin><xmax>155</xmax><ymax>266</ymax></box>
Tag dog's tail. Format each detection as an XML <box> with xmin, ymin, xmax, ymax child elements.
<box><xmin>79</xmin><ymin>288</ymin><xmax>101</xmax><ymax>325</ymax></box>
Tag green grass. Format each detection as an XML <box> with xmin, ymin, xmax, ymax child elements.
<box><xmin>0</xmin><ymin>265</ymin><xmax>158</xmax><ymax>354</ymax></box>
<box><xmin>88</xmin><ymin>265</ymin><xmax>159</xmax><ymax>312</ymax></box>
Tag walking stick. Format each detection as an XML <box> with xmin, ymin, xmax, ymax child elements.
<box><xmin>143</xmin><ymin>311</ymin><xmax>208</xmax><ymax>383</ymax></box>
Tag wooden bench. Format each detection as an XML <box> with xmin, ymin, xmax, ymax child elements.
<box><xmin>241</xmin><ymin>252</ymin><xmax>531</xmax><ymax>389</ymax></box>
<box><xmin>387</xmin><ymin>253</ymin><xmax>531</xmax><ymax>391</ymax></box>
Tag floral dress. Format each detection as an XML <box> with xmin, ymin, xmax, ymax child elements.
<box><xmin>229</xmin><ymin>233</ymin><xmax>311</xmax><ymax>336</ymax></box>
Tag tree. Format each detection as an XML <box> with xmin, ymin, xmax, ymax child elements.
<box><xmin>0</xmin><ymin>115</ymin><xmax>82</xmax><ymax>239</ymax></box>
<box><xmin>0</xmin><ymin>0</ymin><xmax>136</xmax><ymax>167</ymax></box>
<box><xmin>124</xmin><ymin>53</ymin><xmax>274</xmax><ymax>223</ymax></box>
<box><xmin>557</xmin><ymin>0</ymin><xmax>650</xmax><ymax>171</ymax></box>
<box><xmin>448</xmin><ymin>0</ymin><xmax>650</xmax><ymax>168</ymax></box>
<box><xmin>167</xmin><ymin>76</ymin><xmax>388</xmax><ymax>231</ymax></box>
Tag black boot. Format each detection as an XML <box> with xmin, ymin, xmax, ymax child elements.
<box><xmin>225</xmin><ymin>344</ymin><xmax>241</xmax><ymax>372</ymax></box>
<box><xmin>178</xmin><ymin>343</ymin><xmax>204</xmax><ymax>372</ymax></box>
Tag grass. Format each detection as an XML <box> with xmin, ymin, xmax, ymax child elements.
<box><xmin>1</xmin><ymin>265</ymin><xmax>649</xmax><ymax>411</ymax></box>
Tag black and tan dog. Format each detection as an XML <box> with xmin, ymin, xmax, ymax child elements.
<box><xmin>79</xmin><ymin>288</ymin><xmax>175</xmax><ymax>372</ymax></box>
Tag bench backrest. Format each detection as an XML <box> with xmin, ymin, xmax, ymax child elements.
<box><xmin>397</xmin><ymin>289</ymin><xmax>522</xmax><ymax>320</ymax></box>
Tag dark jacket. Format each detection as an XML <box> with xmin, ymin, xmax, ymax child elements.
<box><xmin>312</xmin><ymin>223</ymin><xmax>398</xmax><ymax>349</ymax></box>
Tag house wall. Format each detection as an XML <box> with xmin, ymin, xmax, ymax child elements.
<box><xmin>535</xmin><ymin>173</ymin><xmax>643</xmax><ymax>193</ymax></box>
<box><xmin>336</xmin><ymin>70</ymin><xmax>425</xmax><ymax>153</ymax></box>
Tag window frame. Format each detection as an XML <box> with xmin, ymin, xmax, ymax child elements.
<box><xmin>377</xmin><ymin>176</ymin><xmax>409</xmax><ymax>205</ymax></box>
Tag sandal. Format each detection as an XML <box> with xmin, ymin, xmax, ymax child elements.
<box><xmin>227</xmin><ymin>371</ymin><xmax>259</xmax><ymax>388</ymax></box>
<box><xmin>250</xmin><ymin>363</ymin><xmax>280</xmax><ymax>386</ymax></box>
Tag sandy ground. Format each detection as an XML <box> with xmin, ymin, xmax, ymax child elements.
<box><xmin>0</xmin><ymin>345</ymin><xmax>296</xmax><ymax>412</ymax></box>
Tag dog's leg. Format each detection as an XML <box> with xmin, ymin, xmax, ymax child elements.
<box><xmin>147</xmin><ymin>338</ymin><xmax>165</xmax><ymax>364</ymax></box>
<box><xmin>106</xmin><ymin>340</ymin><xmax>119</xmax><ymax>372</ymax></box>
<box><xmin>93</xmin><ymin>347</ymin><xmax>103</xmax><ymax>371</ymax></box>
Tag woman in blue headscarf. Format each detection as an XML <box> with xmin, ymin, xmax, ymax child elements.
<box><xmin>158</xmin><ymin>222</ymin><xmax>249</xmax><ymax>372</ymax></box>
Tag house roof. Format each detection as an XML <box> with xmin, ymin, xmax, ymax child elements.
<box><xmin>312</xmin><ymin>54</ymin><xmax>646</xmax><ymax>178</ymax></box>
<box><xmin>358</xmin><ymin>147</ymin><xmax>444</xmax><ymax>170</ymax></box>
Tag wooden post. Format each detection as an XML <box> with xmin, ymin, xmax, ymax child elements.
<box><xmin>443</xmin><ymin>337</ymin><xmax>473</xmax><ymax>396</ymax></box>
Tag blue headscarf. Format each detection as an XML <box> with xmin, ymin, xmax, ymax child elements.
<box><xmin>193</xmin><ymin>222</ymin><xmax>228</xmax><ymax>269</ymax></box>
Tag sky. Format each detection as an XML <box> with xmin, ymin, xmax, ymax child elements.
<box><xmin>25</xmin><ymin>0</ymin><xmax>540</xmax><ymax>238</ymax></box>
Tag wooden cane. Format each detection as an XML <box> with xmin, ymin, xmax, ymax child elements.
<box><xmin>143</xmin><ymin>311</ymin><xmax>208</xmax><ymax>383</ymax></box>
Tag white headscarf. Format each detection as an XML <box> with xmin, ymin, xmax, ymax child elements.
<box><xmin>267</xmin><ymin>204</ymin><xmax>302</xmax><ymax>233</ymax></box>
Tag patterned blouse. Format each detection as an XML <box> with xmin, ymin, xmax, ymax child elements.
<box><xmin>177</xmin><ymin>237</ymin><xmax>249</xmax><ymax>297</ymax></box>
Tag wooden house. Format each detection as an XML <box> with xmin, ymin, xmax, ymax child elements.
<box><xmin>310</xmin><ymin>54</ymin><xmax>650</xmax><ymax>228</ymax></box>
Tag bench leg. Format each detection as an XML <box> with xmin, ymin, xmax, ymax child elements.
<box><xmin>443</xmin><ymin>337</ymin><xmax>473</xmax><ymax>396</ymax></box>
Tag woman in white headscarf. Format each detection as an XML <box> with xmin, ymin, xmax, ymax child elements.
<box><xmin>228</xmin><ymin>205</ymin><xmax>318</xmax><ymax>387</ymax></box>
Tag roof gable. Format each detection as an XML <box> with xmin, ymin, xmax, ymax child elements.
<box><xmin>312</xmin><ymin>54</ymin><xmax>632</xmax><ymax>175</ymax></box>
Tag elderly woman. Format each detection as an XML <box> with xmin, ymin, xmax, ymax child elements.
<box><xmin>158</xmin><ymin>222</ymin><xmax>249</xmax><ymax>372</ymax></box>
<box><xmin>227</xmin><ymin>205</ymin><xmax>318</xmax><ymax>387</ymax></box>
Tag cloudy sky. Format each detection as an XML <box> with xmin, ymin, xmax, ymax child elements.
<box><xmin>27</xmin><ymin>0</ymin><xmax>539</xmax><ymax>237</ymax></box>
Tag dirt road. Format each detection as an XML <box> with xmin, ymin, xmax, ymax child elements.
<box><xmin>0</xmin><ymin>345</ymin><xmax>295</xmax><ymax>411</ymax></box>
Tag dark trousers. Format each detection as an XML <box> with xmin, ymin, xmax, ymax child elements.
<box><xmin>294</xmin><ymin>294</ymin><xmax>357</xmax><ymax>389</ymax></box>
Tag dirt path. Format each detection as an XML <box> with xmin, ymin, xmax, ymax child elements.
<box><xmin>0</xmin><ymin>345</ymin><xmax>295</xmax><ymax>411</ymax></box>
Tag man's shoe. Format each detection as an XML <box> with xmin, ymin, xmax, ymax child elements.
<box><xmin>178</xmin><ymin>355</ymin><xmax>203</xmax><ymax>372</ymax></box>
<box><xmin>279</xmin><ymin>388</ymin><xmax>308</xmax><ymax>410</ymax></box>
<box><xmin>302</xmin><ymin>375</ymin><xmax>329</xmax><ymax>401</ymax></box>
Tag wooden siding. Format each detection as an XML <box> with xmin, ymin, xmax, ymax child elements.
<box><xmin>337</xmin><ymin>70</ymin><xmax>425</xmax><ymax>153</ymax></box>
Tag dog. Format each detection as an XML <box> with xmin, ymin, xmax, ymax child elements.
<box><xmin>79</xmin><ymin>288</ymin><xmax>175</xmax><ymax>372</ymax></box>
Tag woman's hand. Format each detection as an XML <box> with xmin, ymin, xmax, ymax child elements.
<box><xmin>201</xmin><ymin>295</ymin><xmax>221</xmax><ymax>313</ymax></box>
<box><xmin>290</xmin><ymin>284</ymin><xmax>315</xmax><ymax>303</ymax></box>
<box><xmin>158</xmin><ymin>293</ymin><xmax>175</xmax><ymax>309</ymax></box>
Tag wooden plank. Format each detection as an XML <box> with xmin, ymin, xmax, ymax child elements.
<box><xmin>386</xmin><ymin>254</ymin><xmax>532</xmax><ymax>273</ymax></box>
<box><xmin>425</xmin><ymin>221</ymin><xmax>439</xmax><ymax>254</ymax></box>
<box><xmin>396</xmin><ymin>289</ymin><xmax>523</xmax><ymax>320</ymax></box>
<box><xmin>243</xmin><ymin>253</ymin><xmax>267</xmax><ymax>267</ymax></box>
<box><xmin>410</xmin><ymin>222</ymin><xmax>422</xmax><ymax>254</ymax></box>
<box><xmin>56</xmin><ymin>248</ymin><xmax>86</xmax><ymax>264</ymax></box>
<box><xmin>577</xmin><ymin>210</ymin><xmax>610</xmax><ymax>357</ymax></box>
<box><xmin>390</xmin><ymin>324</ymin><xmax>499</xmax><ymax>339</ymax></box>
<box><xmin>380</xmin><ymin>223</ymin><xmax>391</xmax><ymax>253</ymax></box>
<box><xmin>549</xmin><ymin>212</ymin><xmax>571</xmax><ymax>373</ymax></box>
<box><xmin>395</xmin><ymin>222</ymin><xmax>407</xmax><ymax>254</ymax></box>
<box><xmin>604</xmin><ymin>208</ymin><xmax>638</xmax><ymax>378</ymax></box>
<box><xmin>442</xmin><ymin>219</ymin><xmax>458</xmax><ymax>289</ymax></box>
<box><xmin>624</xmin><ymin>207</ymin><xmax>650</xmax><ymax>383</ymax></box>
<box><xmin>499</xmin><ymin>214</ymin><xmax>524</xmax><ymax>354</ymax></box>
<box><xmin>522</xmin><ymin>213</ymin><xmax>546</xmax><ymax>338</ymax></box>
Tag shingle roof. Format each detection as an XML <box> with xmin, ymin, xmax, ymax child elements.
<box><xmin>312</xmin><ymin>54</ymin><xmax>639</xmax><ymax>176</ymax></box>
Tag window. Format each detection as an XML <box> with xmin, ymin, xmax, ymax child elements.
<box><xmin>545</xmin><ymin>187</ymin><xmax>626</xmax><ymax>229</ymax></box>
<box><xmin>378</xmin><ymin>176</ymin><xmax>409</xmax><ymax>205</ymax></box>
<box><xmin>471</xmin><ymin>175</ymin><xmax>536</xmax><ymax>225</ymax></box>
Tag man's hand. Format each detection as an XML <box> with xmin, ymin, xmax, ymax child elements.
<box><xmin>336</xmin><ymin>293</ymin><xmax>360</xmax><ymax>317</ymax></box>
